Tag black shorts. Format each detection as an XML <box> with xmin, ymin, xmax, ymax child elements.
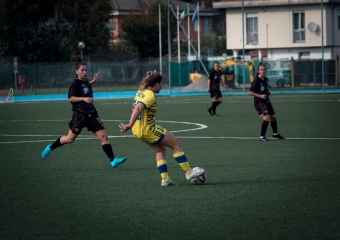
<box><xmin>210</xmin><ymin>89</ymin><xmax>222</xmax><ymax>99</ymax></box>
<box><xmin>68</xmin><ymin>111</ymin><xmax>105</xmax><ymax>134</ymax></box>
<box><xmin>254</xmin><ymin>101</ymin><xmax>275</xmax><ymax>116</ymax></box>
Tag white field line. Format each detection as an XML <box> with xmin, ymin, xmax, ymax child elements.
<box><xmin>0</xmin><ymin>120</ymin><xmax>207</xmax><ymax>144</ymax></box>
<box><xmin>0</xmin><ymin>135</ymin><xmax>339</xmax><ymax>144</ymax></box>
<box><xmin>100</xmin><ymin>99</ymin><xmax>340</xmax><ymax>104</ymax></box>
<box><xmin>1</xmin><ymin>119</ymin><xmax>339</xmax><ymax>144</ymax></box>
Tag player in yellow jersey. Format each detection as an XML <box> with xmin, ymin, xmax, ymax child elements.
<box><xmin>119</xmin><ymin>71</ymin><xmax>204</xmax><ymax>186</ymax></box>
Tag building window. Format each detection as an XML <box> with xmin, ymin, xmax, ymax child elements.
<box><xmin>246</xmin><ymin>14</ymin><xmax>258</xmax><ymax>45</ymax></box>
<box><xmin>204</xmin><ymin>17</ymin><xmax>209</xmax><ymax>35</ymax></box>
<box><xmin>106</xmin><ymin>22</ymin><xmax>116</xmax><ymax>31</ymax></box>
<box><xmin>338</xmin><ymin>10</ymin><xmax>340</xmax><ymax>29</ymax></box>
<box><xmin>293</xmin><ymin>12</ymin><xmax>305</xmax><ymax>42</ymax></box>
<box><xmin>299</xmin><ymin>52</ymin><xmax>310</xmax><ymax>59</ymax></box>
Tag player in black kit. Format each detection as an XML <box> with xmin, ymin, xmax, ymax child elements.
<box><xmin>249</xmin><ymin>63</ymin><xmax>285</xmax><ymax>141</ymax></box>
<box><xmin>207</xmin><ymin>61</ymin><xmax>229</xmax><ymax>116</ymax></box>
<box><xmin>41</xmin><ymin>56</ymin><xmax>127</xmax><ymax>168</ymax></box>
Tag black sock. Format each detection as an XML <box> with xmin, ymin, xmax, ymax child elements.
<box><xmin>216</xmin><ymin>101</ymin><xmax>221</xmax><ymax>107</ymax></box>
<box><xmin>50</xmin><ymin>137</ymin><xmax>63</xmax><ymax>150</ymax></box>
<box><xmin>271</xmin><ymin>121</ymin><xmax>278</xmax><ymax>133</ymax></box>
<box><xmin>210</xmin><ymin>102</ymin><xmax>214</xmax><ymax>109</ymax></box>
<box><xmin>261</xmin><ymin>121</ymin><xmax>269</xmax><ymax>137</ymax></box>
<box><xmin>211</xmin><ymin>102</ymin><xmax>219</xmax><ymax>114</ymax></box>
<box><xmin>102</xmin><ymin>144</ymin><xmax>115</xmax><ymax>161</ymax></box>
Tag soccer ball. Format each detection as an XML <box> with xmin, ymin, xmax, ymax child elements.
<box><xmin>190</xmin><ymin>167</ymin><xmax>206</xmax><ymax>185</ymax></box>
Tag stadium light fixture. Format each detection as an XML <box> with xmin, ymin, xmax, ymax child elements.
<box><xmin>78</xmin><ymin>42</ymin><xmax>85</xmax><ymax>59</ymax></box>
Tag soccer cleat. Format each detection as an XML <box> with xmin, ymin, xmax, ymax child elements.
<box><xmin>110</xmin><ymin>157</ymin><xmax>127</xmax><ymax>168</ymax></box>
<box><xmin>207</xmin><ymin>108</ymin><xmax>213</xmax><ymax>116</ymax></box>
<box><xmin>259</xmin><ymin>137</ymin><xmax>269</xmax><ymax>141</ymax></box>
<box><xmin>42</xmin><ymin>144</ymin><xmax>52</xmax><ymax>160</ymax></box>
<box><xmin>186</xmin><ymin>168</ymin><xmax>204</xmax><ymax>180</ymax></box>
<box><xmin>161</xmin><ymin>179</ymin><xmax>176</xmax><ymax>186</ymax></box>
<box><xmin>273</xmin><ymin>134</ymin><xmax>285</xmax><ymax>139</ymax></box>
<box><xmin>213</xmin><ymin>113</ymin><xmax>220</xmax><ymax>117</ymax></box>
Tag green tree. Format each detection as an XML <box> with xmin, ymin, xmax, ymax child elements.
<box><xmin>121</xmin><ymin>1</ymin><xmax>177</xmax><ymax>59</ymax></box>
<box><xmin>7</xmin><ymin>21</ymin><xmax>61</xmax><ymax>62</ymax></box>
<box><xmin>0</xmin><ymin>0</ymin><xmax>60</xmax><ymax>61</ymax></box>
<box><xmin>59</xmin><ymin>0</ymin><xmax>111</xmax><ymax>57</ymax></box>
<box><xmin>0</xmin><ymin>0</ymin><xmax>111</xmax><ymax>61</ymax></box>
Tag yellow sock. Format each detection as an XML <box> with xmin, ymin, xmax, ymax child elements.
<box><xmin>180</xmin><ymin>163</ymin><xmax>191</xmax><ymax>174</ymax></box>
<box><xmin>173</xmin><ymin>151</ymin><xmax>191</xmax><ymax>174</ymax></box>
<box><xmin>161</xmin><ymin>172</ymin><xmax>169</xmax><ymax>180</ymax></box>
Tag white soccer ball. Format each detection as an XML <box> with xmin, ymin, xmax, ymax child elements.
<box><xmin>190</xmin><ymin>167</ymin><xmax>206</xmax><ymax>185</ymax></box>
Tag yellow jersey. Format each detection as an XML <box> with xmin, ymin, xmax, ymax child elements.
<box><xmin>132</xmin><ymin>89</ymin><xmax>157</xmax><ymax>138</ymax></box>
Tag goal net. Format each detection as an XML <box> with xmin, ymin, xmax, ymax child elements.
<box><xmin>0</xmin><ymin>88</ymin><xmax>14</xmax><ymax>103</ymax></box>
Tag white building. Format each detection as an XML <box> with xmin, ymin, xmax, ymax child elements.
<box><xmin>213</xmin><ymin>0</ymin><xmax>340</xmax><ymax>61</ymax></box>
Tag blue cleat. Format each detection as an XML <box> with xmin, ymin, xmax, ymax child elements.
<box><xmin>42</xmin><ymin>144</ymin><xmax>52</xmax><ymax>160</ymax></box>
<box><xmin>110</xmin><ymin>157</ymin><xmax>127</xmax><ymax>168</ymax></box>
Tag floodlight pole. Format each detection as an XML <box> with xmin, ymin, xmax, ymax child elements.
<box><xmin>78</xmin><ymin>42</ymin><xmax>85</xmax><ymax>59</ymax></box>
<box><xmin>242</xmin><ymin>0</ymin><xmax>245</xmax><ymax>95</ymax></box>
<box><xmin>321</xmin><ymin>0</ymin><xmax>324</xmax><ymax>94</ymax></box>
<box><xmin>159</xmin><ymin>4</ymin><xmax>162</xmax><ymax>75</ymax></box>
<box><xmin>168</xmin><ymin>0</ymin><xmax>171</xmax><ymax>96</ymax></box>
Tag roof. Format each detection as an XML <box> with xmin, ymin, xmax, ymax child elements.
<box><xmin>109</xmin><ymin>0</ymin><xmax>218</xmax><ymax>16</ymax></box>
<box><xmin>213</xmin><ymin>0</ymin><xmax>340</xmax><ymax>9</ymax></box>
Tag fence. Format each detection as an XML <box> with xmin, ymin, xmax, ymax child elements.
<box><xmin>0</xmin><ymin>58</ymin><xmax>169</xmax><ymax>95</ymax></box>
<box><xmin>0</xmin><ymin>56</ymin><xmax>339</xmax><ymax>95</ymax></box>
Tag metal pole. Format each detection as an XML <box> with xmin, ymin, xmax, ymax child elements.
<box><xmin>177</xmin><ymin>6</ymin><xmax>180</xmax><ymax>63</ymax></box>
<box><xmin>242</xmin><ymin>0</ymin><xmax>245</xmax><ymax>95</ymax></box>
<box><xmin>168</xmin><ymin>0</ymin><xmax>171</xmax><ymax>95</ymax></box>
<box><xmin>34</xmin><ymin>61</ymin><xmax>37</xmax><ymax>94</ymax></box>
<box><xmin>78</xmin><ymin>42</ymin><xmax>85</xmax><ymax>60</ymax></box>
<box><xmin>106</xmin><ymin>58</ymin><xmax>108</xmax><ymax>92</ymax></box>
<box><xmin>14</xmin><ymin>72</ymin><xmax>17</xmax><ymax>93</ymax></box>
<box><xmin>159</xmin><ymin>4</ymin><xmax>162</xmax><ymax>75</ymax></box>
<box><xmin>188</xmin><ymin>3</ymin><xmax>190</xmax><ymax>59</ymax></box>
<box><xmin>197</xmin><ymin>2</ymin><xmax>200</xmax><ymax>59</ymax></box>
<box><xmin>58</xmin><ymin>62</ymin><xmax>60</xmax><ymax>94</ymax></box>
<box><xmin>321</xmin><ymin>0</ymin><xmax>324</xmax><ymax>94</ymax></box>
<box><xmin>169</xmin><ymin>5</ymin><xmax>209</xmax><ymax>76</ymax></box>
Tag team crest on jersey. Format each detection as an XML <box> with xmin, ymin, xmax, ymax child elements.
<box><xmin>260</xmin><ymin>86</ymin><xmax>265</xmax><ymax>91</ymax></box>
<box><xmin>136</xmin><ymin>92</ymin><xmax>145</xmax><ymax>98</ymax></box>
<box><xmin>83</xmin><ymin>87</ymin><xmax>89</xmax><ymax>94</ymax></box>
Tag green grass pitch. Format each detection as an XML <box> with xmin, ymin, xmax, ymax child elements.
<box><xmin>0</xmin><ymin>93</ymin><xmax>340</xmax><ymax>239</ymax></box>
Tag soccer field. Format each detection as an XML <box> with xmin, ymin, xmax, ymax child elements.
<box><xmin>1</xmin><ymin>94</ymin><xmax>340</xmax><ymax>239</ymax></box>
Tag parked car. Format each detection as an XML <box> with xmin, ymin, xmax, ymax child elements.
<box><xmin>266</xmin><ymin>69</ymin><xmax>291</xmax><ymax>87</ymax></box>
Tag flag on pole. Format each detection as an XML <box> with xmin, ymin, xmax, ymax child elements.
<box><xmin>180</xmin><ymin>8</ymin><xmax>189</xmax><ymax>20</ymax></box>
<box><xmin>192</xmin><ymin>7</ymin><xmax>198</xmax><ymax>23</ymax></box>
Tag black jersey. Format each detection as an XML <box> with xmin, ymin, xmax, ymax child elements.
<box><xmin>209</xmin><ymin>69</ymin><xmax>222</xmax><ymax>91</ymax></box>
<box><xmin>68</xmin><ymin>77</ymin><xmax>96</xmax><ymax>113</ymax></box>
<box><xmin>249</xmin><ymin>75</ymin><xmax>270</xmax><ymax>103</ymax></box>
